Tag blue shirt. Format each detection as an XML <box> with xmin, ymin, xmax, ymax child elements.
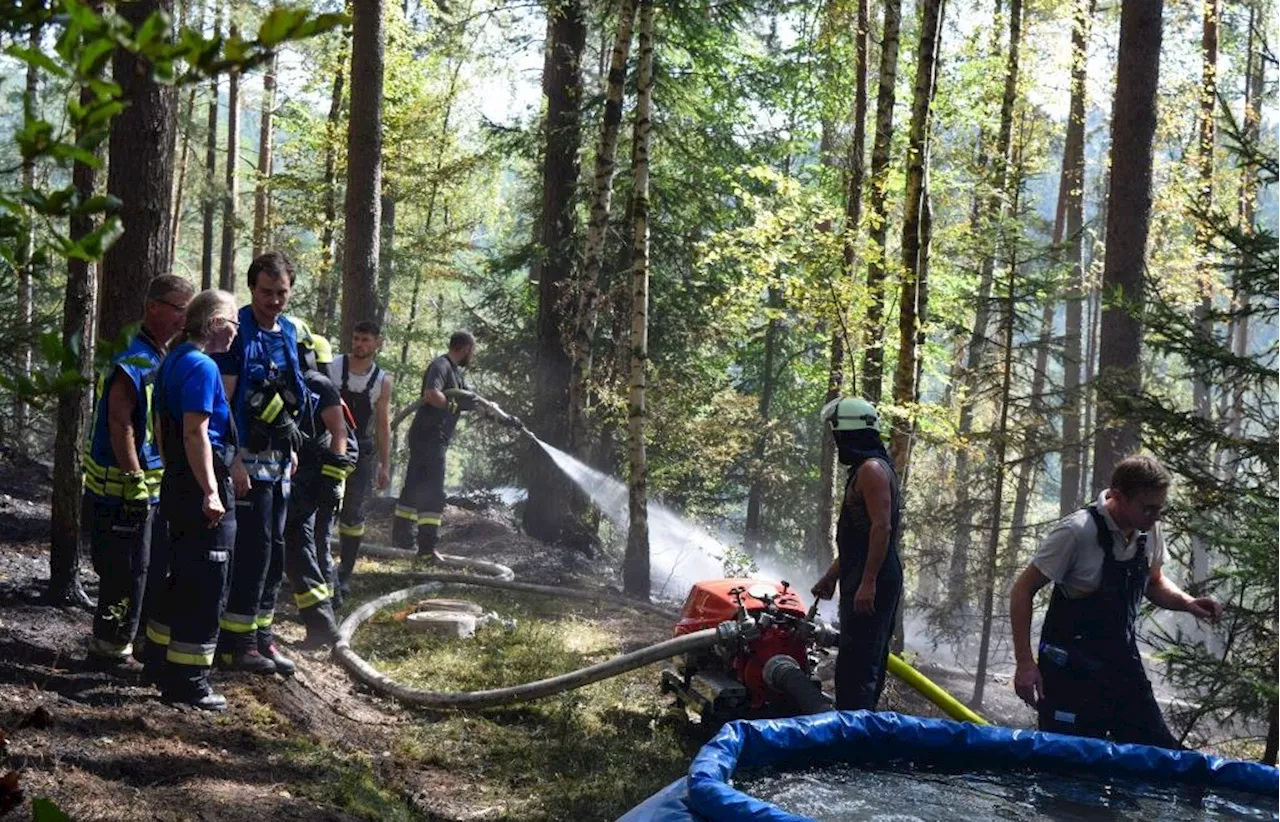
<box><xmin>159</xmin><ymin>343</ymin><xmax>233</xmax><ymax>450</ymax></box>
<box><xmin>84</xmin><ymin>330</ymin><xmax>166</xmax><ymax>504</ymax></box>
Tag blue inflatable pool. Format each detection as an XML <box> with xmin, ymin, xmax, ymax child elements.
<box><xmin>619</xmin><ymin>712</ymin><xmax>1279</xmax><ymax>822</ymax></box>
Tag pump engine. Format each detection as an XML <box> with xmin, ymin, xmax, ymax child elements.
<box><xmin>660</xmin><ymin>579</ymin><xmax>839</xmax><ymax>725</ymax></box>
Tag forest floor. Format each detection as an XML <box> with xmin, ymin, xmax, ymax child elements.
<box><xmin>0</xmin><ymin>446</ymin><xmax>1035</xmax><ymax>822</ymax></box>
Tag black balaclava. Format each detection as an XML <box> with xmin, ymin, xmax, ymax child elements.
<box><xmin>833</xmin><ymin>428</ymin><xmax>893</xmax><ymax>474</ymax></box>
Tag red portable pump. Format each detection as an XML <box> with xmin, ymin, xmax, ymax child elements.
<box><xmin>661</xmin><ymin>578</ymin><xmax>839</xmax><ymax>724</ymax></box>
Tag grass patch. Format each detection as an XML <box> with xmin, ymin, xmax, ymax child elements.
<box><xmin>353</xmin><ymin>586</ymin><xmax>702</xmax><ymax>820</ymax></box>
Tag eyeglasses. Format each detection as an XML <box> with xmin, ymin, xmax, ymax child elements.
<box><xmin>156</xmin><ymin>298</ymin><xmax>189</xmax><ymax>313</ymax></box>
<box><xmin>217</xmin><ymin>316</ymin><xmax>240</xmax><ymax>329</ymax></box>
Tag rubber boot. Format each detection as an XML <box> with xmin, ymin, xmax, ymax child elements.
<box><xmin>164</xmin><ymin>688</ymin><xmax>228</xmax><ymax>712</ymax></box>
<box><xmin>391</xmin><ymin>515</ymin><xmax>415</xmax><ymax>551</ymax></box>
<box><xmin>218</xmin><ymin>648</ymin><xmax>278</xmax><ymax>675</ymax></box>
<box><xmin>258</xmin><ymin>631</ymin><xmax>295</xmax><ymax>677</ymax></box>
<box><xmin>298</xmin><ymin>602</ymin><xmax>342</xmax><ymax>650</ymax></box>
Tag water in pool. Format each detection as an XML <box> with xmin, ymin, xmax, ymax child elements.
<box><xmin>734</xmin><ymin>761</ymin><xmax>1279</xmax><ymax>821</ymax></box>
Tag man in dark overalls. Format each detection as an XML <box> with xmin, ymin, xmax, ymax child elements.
<box><xmin>810</xmin><ymin>397</ymin><xmax>903</xmax><ymax>710</ymax></box>
<box><xmin>392</xmin><ymin>330</ymin><xmax>477</xmax><ymax>559</ymax></box>
<box><xmin>327</xmin><ymin>320</ymin><xmax>392</xmax><ymax>601</ymax></box>
<box><xmin>1010</xmin><ymin>455</ymin><xmax>1223</xmax><ymax>747</ymax></box>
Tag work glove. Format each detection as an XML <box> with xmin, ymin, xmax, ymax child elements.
<box><xmin>116</xmin><ymin>471</ymin><xmax>152</xmax><ymax>531</ymax></box>
<box><xmin>247</xmin><ymin>389</ymin><xmax>305</xmax><ymax>454</ymax></box>
<box><xmin>444</xmin><ymin>388</ymin><xmax>477</xmax><ymax>414</ymax></box>
<box><xmin>317</xmin><ymin>452</ymin><xmax>353</xmax><ymax>510</ymax></box>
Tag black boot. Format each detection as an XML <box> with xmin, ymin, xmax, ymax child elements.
<box><xmin>162</xmin><ymin>668</ymin><xmax>228</xmax><ymax>712</ymax></box>
<box><xmin>298</xmin><ymin>602</ymin><xmax>342</xmax><ymax>650</ymax></box>
<box><xmin>391</xmin><ymin>515</ymin><xmax>415</xmax><ymax>551</ymax></box>
<box><xmin>258</xmin><ymin>632</ymin><xmax>295</xmax><ymax>677</ymax></box>
<box><xmin>218</xmin><ymin>648</ymin><xmax>278</xmax><ymax>675</ymax></box>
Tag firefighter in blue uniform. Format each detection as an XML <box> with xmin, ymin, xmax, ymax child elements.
<box><xmin>810</xmin><ymin>397</ymin><xmax>903</xmax><ymax>711</ymax></box>
<box><xmin>213</xmin><ymin>251</ymin><xmax>308</xmax><ymax>676</ymax></box>
<box><xmin>148</xmin><ymin>289</ymin><xmax>240</xmax><ymax>711</ymax></box>
<box><xmin>1010</xmin><ymin>455</ymin><xmax>1223</xmax><ymax>748</ymax></box>
<box><xmin>328</xmin><ymin>320</ymin><xmax>392</xmax><ymax>603</ymax></box>
<box><xmin>84</xmin><ymin>274</ymin><xmax>194</xmax><ymax>671</ymax></box>
<box><xmin>285</xmin><ymin>328</ymin><xmax>356</xmax><ymax>647</ymax></box>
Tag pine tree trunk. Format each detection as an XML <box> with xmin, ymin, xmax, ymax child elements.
<box><xmin>623</xmin><ymin>0</ymin><xmax>654</xmax><ymax>600</ymax></box>
<box><xmin>171</xmin><ymin>85</ymin><xmax>198</xmax><ymax>261</ymax></box>
<box><xmin>252</xmin><ymin>51</ymin><xmax>277</xmax><ymax>257</ymax></box>
<box><xmin>888</xmin><ymin>0</ymin><xmax>945</xmax><ymax>476</ymax></box>
<box><xmin>525</xmin><ymin>0</ymin><xmax>587</xmax><ymax>545</ymax></box>
<box><xmin>817</xmin><ymin>0</ymin><xmax>870</xmax><ymax>570</ymax></box>
<box><xmin>1091</xmin><ymin>0</ymin><xmax>1163</xmax><ymax>489</ymax></box>
<box><xmin>316</xmin><ymin>57</ymin><xmax>347</xmax><ymax>336</ymax></box>
<box><xmin>1229</xmin><ymin>4</ymin><xmax>1261</xmax><ymax>449</ymax></box>
<box><xmin>745</xmin><ymin>287</ymin><xmax>782</xmax><ymax>552</ymax></box>
<box><xmin>342</xmin><ymin>0</ymin><xmax>385</xmax><ymax>345</ymax></box>
<box><xmin>219</xmin><ymin>21</ymin><xmax>240</xmax><ymax>291</ymax></box>
<box><xmin>858</xmin><ymin>0</ymin><xmax>901</xmax><ymax>403</ymax></box>
<box><xmin>15</xmin><ymin>20</ymin><xmax>40</xmax><ymax>448</ymax></box>
<box><xmin>1058</xmin><ymin>0</ymin><xmax>1092</xmax><ymax>515</ymax></box>
<box><xmin>946</xmin><ymin>0</ymin><xmax>1021</xmax><ymax>608</ymax></box>
<box><xmin>100</xmin><ymin>0</ymin><xmax>176</xmax><ymax>345</ymax></box>
<box><xmin>568</xmin><ymin>0</ymin><xmax>637</xmax><ymax>458</ymax></box>
<box><xmin>377</xmin><ymin>194</ymin><xmax>395</xmax><ymax>327</ymax></box>
<box><xmin>46</xmin><ymin>80</ymin><xmax>100</xmax><ymax>609</ymax></box>
<box><xmin>200</xmin><ymin>0</ymin><xmax>220</xmax><ymax>291</ymax></box>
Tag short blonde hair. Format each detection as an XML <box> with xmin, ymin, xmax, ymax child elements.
<box><xmin>182</xmin><ymin>289</ymin><xmax>237</xmax><ymax>341</ymax></box>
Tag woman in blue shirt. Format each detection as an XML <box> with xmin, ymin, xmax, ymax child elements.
<box><xmin>147</xmin><ymin>289</ymin><xmax>240</xmax><ymax>711</ymax></box>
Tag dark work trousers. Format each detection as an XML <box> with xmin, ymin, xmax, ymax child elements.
<box><xmin>394</xmin><ymin>433</ymin><xmax>447</xmax><ymax>553</ymax></box>
<box><xmin>316</xmin><ymin>503</ymin><xmax>338</xmax><ymax>597</ymax></box>
<box><xmin>337</xmin><ymin>446</ymin><xmax>375</xmax><ymax>577</ymax></box>
<box><xmin>283</xmin><ymin>471</ymin><xmax>334</xmax><ymax>616</ymax></box>
<box><xmin>220</xmin><ymin>479</ymin><xmax>288</xmax><ymax>652</ymax></box>
<box><xmin>835</xmin><ymin>554</ymin><xmax>903</xmax><ymax>711</ymax></box>
<box><xmin>152</xmin><ymin>469</ymin><xmax>235</xmax><ymax>695</ymax></box>
<box><xmin>88</xmin><ymin>497</ymin><xmax>154</xmax><ymax>656</ymax></box>
<box><xmin>137</xmin><ymin>513</ymin><xmax>171</xmax><ymax>660</ymax></box>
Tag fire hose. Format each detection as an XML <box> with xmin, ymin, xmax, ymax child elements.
<box><xmin>331</xmin><ymin>542</ymin><xmax>987</xmax><ymax>723</ymax></box>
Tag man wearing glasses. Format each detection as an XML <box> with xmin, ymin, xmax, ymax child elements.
<box><xmin>85</xmin><ymin>274</ymin><xmax>195</xmax><ymax>672</ymax></box>
<box><xmin>1009</xmin><ymin>455</ymin><xmax>1223</xmax><ymax>748</ymax></box>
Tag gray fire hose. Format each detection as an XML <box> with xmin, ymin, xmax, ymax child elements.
<box><xmin>330</xmin><ymin>543</ymin><xmax>704</xmax><ymax>709</ymax></box>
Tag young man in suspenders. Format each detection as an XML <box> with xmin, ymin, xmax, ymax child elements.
<box><xmin>326</xmin><ymin>320</ymin><xmax>392</xmax><ymax>600</ymax></box>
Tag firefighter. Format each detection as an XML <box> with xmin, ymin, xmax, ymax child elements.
<box><xmin>284</xmin><ymin>329</ymin><xmax>356</xmax><ymax>647</ymax></box>
<box><xmin>213</xmin><ymin>251</ymin><xmax>309</xmax><ymax>676</ymax></box>
<box><xmin>84</xmin><ymin>274</ymin><xmax>194</xmax><ymax>672</ymax></box>
<box><xmin>148</xmin><ymin>289</ymin><xmax>240</xmax><ymax>711</ymax></box>
<box><xmin>1010</xmin><ymin>455</ymin><xmax>1223</xmax><ymax>747</ymax></box>
<box><xmin>810</xmin><ymin>397</ymin><xmax>903</xmax><ymax>711</ymax></box>
<box><xmin>392</xmin><ymin>330</ymin><xmax>477</xmax><ymax>558</ymax></box>
<box><xmin>327</xmin><ymin>320</ymin><xmax>392</xmax><ymax>603</ymax></box>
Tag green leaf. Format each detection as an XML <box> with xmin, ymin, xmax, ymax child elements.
<box><xmin>77</xmin><ymin>37</ymin><xmax>116</xmax><ymax>77</ymax></box>
<box><xmin>6</xmin><ymin>44</ymin><xmax>68</xmax><ymax>78</ymax></box>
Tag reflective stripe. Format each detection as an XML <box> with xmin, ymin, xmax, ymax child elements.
<box><xmin>419</xmin><ymin>512</ymin><xmax>442</xmax><ymax>527</ymax></box>
<box><xmin>167</xmin><ymin>642</ymin><xmax>216</xmax><ymax>667</ymax></box>
<box><xmin>259</xmin><ymin>392</ymin><xmax>285</xmax><ymax>423</ymax></box>
<box><xmin>83</xmin><ymin>456</ymin><xmax>163</xmax><ymax>502</ymax></box>
<box><xmin>321</xmin><ymin>464</ymin><xmax>347</xmax><ymax>482</ymax></box>
<box><xmin>146</xmin><ymin>621</ymin><xmax>172</xmax><ymax>646</ymax></box>
<box><xmin>337</xmin><ymin>522</ymin><xmax>365</xmax><ymax>537</ymax></box>
<box><xmin>294</xmin><ymin>584</ymin><xmax>331</xmax><ymax>610</ymax></box>
<box><xmin>394</xmin><ymin>505</ymin><xmax>418</xmax><ymax>521</ymax></box>
<box><xmin>89</xmin><ymin>636</ymin><xmax>132</xmax><ymax>657</ymax></box>
<box><xmin>220</xmin><ymin>612</ymin><xmax>258</xmax><ymax>633</ymax></box>
<box><xmin>255</xmin><ymin>612</ymin><xmax>275</xmax><ymax>629</ymax></box>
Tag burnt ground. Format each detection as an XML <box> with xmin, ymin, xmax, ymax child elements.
<box><xmin>0</xmin><ymin>446</ymin><xmax>1034</xmax><ymax>821</ymax></box>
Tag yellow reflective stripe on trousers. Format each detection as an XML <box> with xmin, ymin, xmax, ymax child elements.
<box><xmin>294</xmin><ymin>584</ymin><xmax>331</xmax><ymax>610</ymax></box>
<box><xmin>256</xmin><ymin>612</ymin><xmax>275</xmax><ymax>629</ymax></box>
<box><xmin>220</xmin><ymin>612</ymin><xmax>258</xmax><ymax>633</ymax></box>
<box><xmin>419</xmin><ymin>512</ymin><xmax>442</xmax><ymax>526</ymax></box>
<box><xmin>167</xmin><ymin>642</ymin><xmax>216</xmax><ymax>667</ymax></box>
<box><xmin>146</xmin><ymin>621</ymin><xmax>172</xmax><ymax>646</ymax></box>
<box><xmin>337</xmin><ymin>522</ymin><xmax>365</xmax><ymax>537</ymax></box>
<box><xmin>394</xmin><ymin>505</ymin><xmax>418</xmax><ymax>521</ymax></box>
<box><xmin>321</xmin><ymin>464</ymin><xmax>347</xmax><ymax>482</ymax></box>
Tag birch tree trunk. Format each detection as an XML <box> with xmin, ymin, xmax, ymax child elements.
<box><xmin>252</xmin><ymin>51</ymin><xmax>278</xmax><ymax>257</ymax></box>
<box><xmin>623</xmin><ymin>0</ymin><xmax>654</xmax><ymax>601</ymax></box>
<box><xmin>219</xmin><ymin>19</ymin><xmax>240</xmax><ymax>291</ymax></box>
<box><xmin>342</xmin><ymin>0</ymin><xmax>385</xmax><ymax>345</ymax></box>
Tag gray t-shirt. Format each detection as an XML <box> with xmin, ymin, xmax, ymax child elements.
<box><xmin>1032</xmin><ymin>490</ymin><xmax>1166</xmax><ymax>599</ymax></box>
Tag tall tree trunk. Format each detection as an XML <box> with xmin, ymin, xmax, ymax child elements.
<box><xmin>15</xmin><ymin>20</ymin><xmax>40</xmax><ymax>448</ymax></box>
<box><xmin>219</xmin><ymin>20</ymin><xmax>240</xmax><ymax>291</ymax></box>
<box><xmin>817</xmin><ymin>0</ymin><xmax>870</xmax><ymax>570</ymax></box>
<box><xmin>888</xmin><ymin>0</ymin><xmax>945</xmax><ymax>477</ymax></box>
<box><xmin>46</xmin><ymin>79</ymin><xmax>100</xmax><ymax>608</ymax></box>
<box><xmin>858</xmin><ymin>0</ymin><xmax>901</xmax><ymax>403</ymax></box>
<box><xmin>200</xmin><ymin>0</ymin><xmax>221</xmax><ymax>291</ymax></box>
<box><xmin>1058</xmin><ymin>0</ymin><xmax>1093</xmax><ymax>515</ymax></box>
<box><xmin>623</xmin><ymin>0</ymin><xmax>654</xmax><ymax>600</ymax></box>
<box><xmin>1091</xmin><ymin>0</ymin><xmax>1163</xmax><ymax>489</ymax></box>
<box><xmin>524</xmin><ymin>0</ymin><xmax>587</xmax><ymax>545</ymax></box>
<box><xmin>376</xmin><ymin>193</ymin><xmax>395</xmax><ymax>327</ymax></box>
<box><xmin>316</xmin><ymin>57</ymin><xmax>347</xmax><ymax>336</ymax></box>
<box><xmin>972</xmin><ymin>170</ymin><xmax>1023</xmax><ymax>710</ymax></box>
<box><xmin>1188</xmin><ymin>0</ymin><xmax>1219</xmax><ymax>586</ymax></box>
<box><xmin>945</xmin><ymin>0</ymin><xmax>1021</xmax><ymax>608</ymax></box>
<box><xmin>171</xmin><ymin>84</ymin><xmax>198</xmax><ymax>261</ymax></box>
<box><xmin>568</xmin><ymin>0</ymin><xmax>636</xmax><ymax>458</ymax></box>
<box><xmin>1004</xmin><ymin>302</ymin><xmax>1053</xmax><ymax>568</ymax></box>
<box><xmin>342</xmin><ymin>0</ymin><xmax>385</xmax><ymax>344</ymax></box>
<box><xmin>1229</xmin><ymin>3</ymin><xmax>1261</xmax><ymax>448</ymax></box>
<box><xmin>100</xmin><ymin>0</ymin><xmax>176</xmax><ymax>345</ymax></box>
<box><xmin>745</xmin><ymin>287</ymin><xmax>782</xmax><ymax>552</ymax></box>
<box><xmin>252</xmin><ymin>50</ymin><xmax>277</xmax><ymax>257</ymax></box>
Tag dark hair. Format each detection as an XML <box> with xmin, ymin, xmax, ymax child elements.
<box><xmin>1110</xmin><ymin>455</ymin><xmax>1172</xmax><ymax>497</ymax></box>
<box><xmin>448</xmin><ymin>329</ymin><xmax>475</xmax><ymax>350</ymax></box>
<box><xmin>354</xmin><ymin>320</ymin><xmax>382</xmax><ymax>337</ymax></box>
<box><xmin>146</xmin><ymin>274</ymin><xmax>195</xmax><ymax>303</ymax></box>
<box><xmin>247</xmin><ymin>251</ymin><xmax>295</xmax><ymax>289</ymax></box>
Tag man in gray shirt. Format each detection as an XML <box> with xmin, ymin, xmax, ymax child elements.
<box><xmin>1009</xmin><ymin>455</ymin><xmax>1222</xmax><ymax>747</ymax></box>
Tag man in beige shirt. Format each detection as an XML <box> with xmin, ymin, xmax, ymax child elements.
<box><xmin>1009</xmin><ymin>455</ymin><xmax>1222</xmax><ymax>748</ymax></box>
